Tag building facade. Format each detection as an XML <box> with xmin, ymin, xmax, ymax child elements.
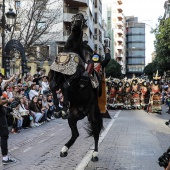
<box><xmin>164</xmin><ymin>0</ymin><xmax>170</xmax><ymax>19</ymax></box>
<box><xmin>0</xmin><ymin>0</ymin><xmax>107</xmax><ymax>75</ymax></box>
<box><xmin>102</xmin><ymin>0</ymin><xmax>126</xmax><ymax>75</ymax></box>
<box><xmin>126</xmin><ymin>16</ymin><xmax>145</xmax><ymax>78</ymax></box>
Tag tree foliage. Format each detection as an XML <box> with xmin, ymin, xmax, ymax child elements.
<box><xmin>105</xmin><ymin>59</ymin><xmax>123</xmax><ymax>78</ymax></box>
<box><xmin>152</xmin><ymin>17</ymin><xmax>170</xmax><ymax>71</ymax></box>
<box><xmin>6</xmin><ymin>0</ymin><xmax>63</xmax><ymax>60</ymax></box>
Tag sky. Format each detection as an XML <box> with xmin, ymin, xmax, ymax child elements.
<box><xmin>123</xmin><ymin>0</ymin><xmax>165</xmax><ymax>64</ymax></box>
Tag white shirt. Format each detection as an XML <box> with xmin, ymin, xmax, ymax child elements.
<box><xmin>1</xmin><ymin>80</ymin><xmax>7</xmax><ymax>90</ymax></box>
<box><xmin>41</xmin><ymin>81</ymin><xmax>49</xmax><ymax>94</ymax></box>
<box><xmin>29</xmin><ymin>90</ymin><xmax>39</xmax><ymax>100</ymax></box>
<box><xmin>19</xmin><ymin>104</ymin><xmax>29</xmax><ymax>114</ymax></box>
<box><xmin>3</xmin><ymin>91</ymin><xmax>13</xmax><ymax>99</ymax></box>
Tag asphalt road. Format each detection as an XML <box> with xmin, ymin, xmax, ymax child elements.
<box><xmin>0</xmin><ymin>106</ymin><xmax>170</xmax><ymax>170</ymax></box>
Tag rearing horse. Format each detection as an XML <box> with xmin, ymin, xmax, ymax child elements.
<box><xmin>48</xmin><ymin>13</ymin><xmax>103</xmax><ymax>162</ymax></box>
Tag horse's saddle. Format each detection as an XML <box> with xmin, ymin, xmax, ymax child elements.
<box><xmin>50</xmin><ymin>52</ymin><xmax>84</xmax><ymax>75</ymax></box>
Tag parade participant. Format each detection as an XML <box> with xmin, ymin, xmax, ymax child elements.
<box><xmin>81</xmin><ymin>46</ymin><xmax>111</xmax><ymax>116</ymax></box>
<box><xmin>0</xmin><ymin>73</ymin><xmax>17</xmax><ymax>164</ymax></box>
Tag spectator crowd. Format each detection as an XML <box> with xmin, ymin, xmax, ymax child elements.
<box><xmin>1</xmin><ymin>69</ymin><xmax>56</xmax><ymax>134</ymax></box>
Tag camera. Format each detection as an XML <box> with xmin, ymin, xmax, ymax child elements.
<box><xmin>158</xmin><ymin>147</ymin><xmax>170</xmax><ymax>168</ymax></box>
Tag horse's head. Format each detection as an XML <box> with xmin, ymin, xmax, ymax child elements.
<box><xmin>71</xmin><ymin>13</ymin><xmax>86</xmax><ymax>32</ymax></box>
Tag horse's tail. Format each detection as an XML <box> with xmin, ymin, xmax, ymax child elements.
<box><xmin>85</xmin><ymin>104</ymin><xmax>104</xmax><ymax>137</ymax></box>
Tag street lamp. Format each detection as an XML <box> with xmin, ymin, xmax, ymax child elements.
<box><xmin>0</xmin><ymin>1</ymin><xmax>16</xmax><ymax>76</ymax></box>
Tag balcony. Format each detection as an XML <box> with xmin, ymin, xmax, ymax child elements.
<box><xmin>65</xmin><ymin>0</ymin><xmax>88</xmax><ymax>7</ymax></box>
<box><xmin>117</xmin><ymin>54</ymin><xmax>123</xmax><ymax>58</ymax></box>
<box><xmin>117</xmin><ymin>21</ymin><xmax>123</xmax><ymax>27</ymax></box>
<box><xmin>116</xmin><ymin>36</ymin><xmax>123</xmax><ymax>43</ymax></box>
<box><xmin>117</xmin><ymin>29</ymin><xmax>123</xmax><ymax>35</ymax></box>
<box><xmin>117</xmin><ymin>0</ymin><xmax>122</xmax><ymax>5</ymax></box>
<box><xmin>117</xmin><ymin>5</ymin><xmax>123</xmax><ymax>12</ymax></box>
<box><xmin>117</xmin><ymin>45</ymin><xmax>123</xmax><ymax>50</ymax></box>
<box><xmin>117</xmin><ymin>13</ymin><xmax>123</xmax><ymax>20</ymax></box>
<box><xmin>118</xmin><ymin>61</ymin><xmax>123</xmax><ymax>65</ymax></box>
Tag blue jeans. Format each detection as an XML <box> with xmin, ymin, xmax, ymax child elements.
<box><xmin>17</xmin><ymin>118</ymin><xmax>23</xmax><ymax>128</ymax></box>
<box><xmin>34</xmin><ymin>113</ymin><xmax>43</xmax><ymax>123</ymax></box>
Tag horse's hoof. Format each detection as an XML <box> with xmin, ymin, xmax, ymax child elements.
<box><xmin>91</xmin><ymin>156</ymin><xmax>98</xmax><ymax>162</ymax></box>
<box><xmin>60</xmin><ymin>152</ymin><xmax>68</xmax><ymax>157</ymax></box>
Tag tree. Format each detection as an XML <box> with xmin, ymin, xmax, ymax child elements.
<box><xmin>152</xmin><ymin>17</ymin><xmax>170</xmax><ymax>71</ymax></box>
<box><xmin>6</xmin><ymin>0</ymin><xmax>63</xmax><ymax>60</ymax></box>
<box><xmin>105</xmin><ymin>59</ymin><xmax>123</xmax><ymax>78</ymax></box>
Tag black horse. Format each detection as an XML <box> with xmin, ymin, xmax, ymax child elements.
<box><xmin>48</xmin><ymin>13</ymin><xmax>103</xmax><ymax>161</ymax></box>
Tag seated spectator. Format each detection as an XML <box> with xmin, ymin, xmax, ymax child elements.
<box><xmin>11</xmin><ymin>105</ymin><xmax>23</xmax><ymax>133</ymax></box>
<box><xmin>12</xmin><ymin>85</ymin><xmax>20</xmax><ymax>98</ymax></box>
<box><xmin>56</xmin><ymin>89</ymin><xmax>64</xmax><ymax>110</ymax></box>
<box><xmin>42</xmin><ymin>96</ymin><xmax>51</xmax><ymax>121</ymax></box>
<box><xmin>41</xmin><ymin>76</ymin><xmax>50</xmax><ymax>96</ymax></box>
<box><xmin>28</xmin><ymin>96</ymin><xmax>43</xmax><ymax>126</ymax></box>
<box><xmin>19</xmin><ymin>98</ymin><xmax>31</xmax><ymax>128</ymax></box>
<box><xmin>37</xmin><ymin>98</ymin><xmax>49</xmax><ymax>123</ymax></box>
<box><xmin>33</xmin><ymin>74</ymin><xmax>42</xmax><ymax>86</ymax></box>
<box><xmin>29</xmin><ymin>84</ymin><xmax>41</xmax><ymax>100</ymax></box>
<box><xmin>23</xmin><ymin>84</ymin><xmax>30</xmax><ymax>100</ymax></box>
<box><xmin>47</xmin><ymin>94</ymin><xmax>55</xmax><ymax>120</ymax></box>
<box><xmin>2</xmin><ymin>85</ymin><xmax>13</xmax><ymax>99</ymax></box>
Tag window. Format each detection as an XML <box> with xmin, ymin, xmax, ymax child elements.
<box><xmin>37</xmin><ymin>22</ymin><xmax>46</xmax><ymax>30</ymax></box>
<box><xmin>95</xmin><ymin>13</ymin><xmax>97</xmax><ymax>24</ymax></box>
<box><xmin>127</xmin><ymin>50</ymin><xmax>145</xmax><ymax>57</ymax></box>
<box><xmin>127</xmin><ymin>58</ymin><xmax>145</xmax><ymax>64</ymax></box>
<box><xmin>128</xmin><ymin>35</ymin><xmax>145</xmax><ymax>42</ymax></box>
<box><xmin>127</xmin><ymin>65</ymin><xmax>144</xmax><ymax>72</ymax></box>
<box><xmin>15</xmin><ymin>1</ymin><xmax>21</xmax><ymax>9</ymax></box>
<box><xmin>95</xmin><ymin>0</ymin><xmax>97</xmax><ymax>7</ymax></box>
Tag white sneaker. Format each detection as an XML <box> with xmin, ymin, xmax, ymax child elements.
<box><xmin>51</xmin><ymin>116</ymin><xmax>55</xmax><ymax>120</ymax></box>
<box><xmin>47</xmin><ymin>118</ymin><xmax>51</xmax><ymax>121</ymax></box>
<box><xmin>34</xmin><ymin>123</ymin><xmax>40</xmax><ymax>127</ymax></box>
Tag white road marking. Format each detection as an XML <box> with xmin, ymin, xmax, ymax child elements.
<box><xmin>75</xmin><ymin>110</ymin><xmax>121</xmax><ymax>170</ymax></box>
<box><xmin>9</xmin><ymin>146</ymin><xmax>19</xmax><ymax>152</ymax></box>
<box><xmin>23</xmin><ymin>147</ymin><xmax>32</xmax><ymax>153</ymax></box>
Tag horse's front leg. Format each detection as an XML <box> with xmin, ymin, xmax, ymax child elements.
<box><xmin>49</xmin><ymin>70</ymin><xmax>61</xmax><ymax>118</ymax></box>
<box><xmin>60</xmin><ymin>115</ymin><xmax>79</xmax><ymax>157</ymax></box>
<box><xmin>92</xmin><ymin>134</ymin><xmax>99</xmax><ymax>162</ymax></box>
<box><xmin>60</xmin><ymin>81</ymin><xmax>71</xmax><ymax>119</ymax></box>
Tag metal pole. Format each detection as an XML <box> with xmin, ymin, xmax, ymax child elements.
<box><xmin>1</xmin><ymin>0</ymin><xmax>5</xmax><ymax>76</ymax></box>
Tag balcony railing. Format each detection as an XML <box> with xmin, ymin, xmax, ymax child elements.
<box><xmin>117</xmin><ymin>0</ymin><xmax>122</xmax><ymax>5</ymax></box>
<box><xmin>117</xmin><ymin>45</ymin><xmax>123</xmax><ymax>50</ymax></box>
<box><xmin>65</xmin><ymin>0</ymin><xmax>88</xmax><ymax>7</ymax></box>
<box><xmin>117</xmin><ymin>13</ymin><xmax>123</xmax><ymax>20</ymax></box>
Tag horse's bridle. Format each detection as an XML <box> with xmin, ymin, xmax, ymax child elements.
<box><xmin>71</xmin><ymin>13</ymin><xmax>86</xmax><ymax>30</ymax></box>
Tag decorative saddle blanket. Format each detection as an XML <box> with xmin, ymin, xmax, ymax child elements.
<box><xmin>50</xmin><ymin>52</ymin><xmax>84</xmax><ymax>75</ymax></box>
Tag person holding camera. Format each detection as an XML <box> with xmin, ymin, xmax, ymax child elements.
<box><xmin>0</xmin><ymin>73</ymin><xmax>17</xmax><ymax>164</ymax></box>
